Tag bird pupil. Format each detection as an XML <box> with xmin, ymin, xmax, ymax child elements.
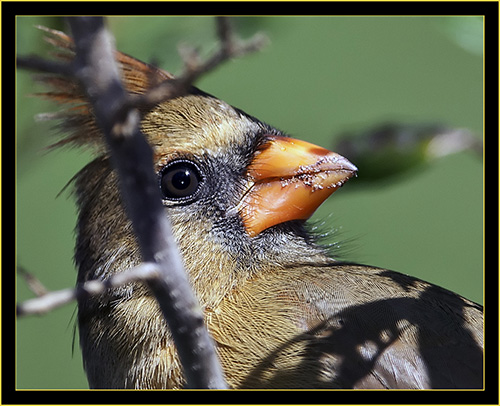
<box><xmin>173</xmin><ymin>169</ymin><xmax>191</xmax><ymax>190</ymax></box>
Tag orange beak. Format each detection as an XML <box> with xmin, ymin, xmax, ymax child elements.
<box><xmin>240</xmin><ymin>135</ymin><xmax>357</xmax><ymax>237</ymax></box>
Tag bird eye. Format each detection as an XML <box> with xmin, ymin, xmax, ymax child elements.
<box><xmin>159</xmin><ymin>160</ymin><xmax>202</xmax><ymax>201</ymax></box>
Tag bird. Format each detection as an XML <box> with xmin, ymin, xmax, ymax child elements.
<box><xmin>33</xmin><ymin>27</ymin><xmax>483</xmax><ymax>389</ymax></box>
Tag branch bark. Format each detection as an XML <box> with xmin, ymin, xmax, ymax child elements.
<box><xmin>65</xmin><ymin>16</ymin><xmax>227</xmax><ymax>389</ymax></box>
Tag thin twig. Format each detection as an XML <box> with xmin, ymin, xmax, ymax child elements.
<box><xmin>17</xmin><ymin>263</ymin><xmax>160</xmax><ymax>317</ymax></box>
<box><xmin>128</xmin><ymin>17</ymin><xmax>268</xmax><ymax>111</ymax></box>
<box><xmin>17</xmin><ymin>266</ymin><xmax>49</xmax><ymax>297</ymax></box>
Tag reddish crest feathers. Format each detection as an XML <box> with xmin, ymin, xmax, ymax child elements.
<box><xmin>34</xmin><ymin>26</ymin><xmax>174</xmax><ymax>150</ymax></box>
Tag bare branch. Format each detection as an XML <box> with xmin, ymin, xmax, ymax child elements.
<box><xmin>17</xmin><ymin>55</ymin><xmax>74</xmax><ymax>76</ymax></box>
<box><xmin>17</xmin><ymin>288</ymin><xmax>75</xmax><ymax>317</ymax></box>
<box><xmin>65</xmin><ymin>16</ymin><xmax>227</xmax><ymax>389</ymax></box>
<box><xmin>16</xmin><ymin>17</ymin><xmax>268</xmax><ymax>116</ymax></box>
<box><xmin>128</xmin><ymin>16</ymin><xmax>268</xmax><ymax>111</ymax></box>
<box><xmin>17</xmin><ymin>263</ymin><xmax>160</xmax><ymax>317</ymax></box>
<box><xmin>17</xmin><ymin>266</ymin><xmax>49</xmax><ymax>297</ymax></box>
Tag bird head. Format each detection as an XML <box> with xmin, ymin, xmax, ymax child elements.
<box><xmin>38</xmin><ymin>27</ymin><xmax>357</xmax><ymax>307</ymax></box>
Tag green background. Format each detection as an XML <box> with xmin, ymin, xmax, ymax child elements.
<box><xmin>16</xmin><ymin>16</ymin><xmax>483</xmax><ymax>389</ymax></box>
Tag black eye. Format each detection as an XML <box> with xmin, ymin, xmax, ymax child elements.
<box><xmin>159</xmin><ymin>160</ymin><xmax>202</xmax><ymax>201</ymax></box>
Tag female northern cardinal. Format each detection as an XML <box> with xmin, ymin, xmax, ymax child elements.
<box><xmin>32</xmin><ymin>27</ymin><xmax>483</xmax><ymax>389</ymax></box>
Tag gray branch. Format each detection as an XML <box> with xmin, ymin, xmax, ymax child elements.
<box><xmin>64</xmin><ymin>16</ymin><xmax>227</xmax><ymax>389</ymax></box>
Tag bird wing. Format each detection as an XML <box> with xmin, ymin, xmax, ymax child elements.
<box><xmin>283</xmin><ymin>264</ymin><xmax>484</xmax><ymax>389</ymax></box>
<box><xmin>211</xmin><ymin>263</ymin><xmax>483</xmax><ymax>389</ymax></box>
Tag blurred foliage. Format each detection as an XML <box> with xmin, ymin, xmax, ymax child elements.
<box><xmin>434</xmin><ymin>16</ymin><xmax>483</xmax><ymax>56</ymax></box>
<box><xmin>335</xmin><ymin>122</ymin><xmax>482</xmax><ymax>185</ymax></box>
<box><xmin>16</xmin><ymin>16</ymin><xmax>483</xmax><ymax>389</ymax></box>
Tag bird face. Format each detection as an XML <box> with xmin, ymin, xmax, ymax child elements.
<box><xmin>136</xmin><ymin>93</ymin><xmax>356</xmax><ymax>306</ymax></box>
<box><xmin>145</xmin><ymin>94</ymin><xmax>357</xmax><ymax>233</ymax></box>
<box><xmin>35</xmin><ymin>29</ymin><xmax>357</xmax><ymax>284</ymax></box>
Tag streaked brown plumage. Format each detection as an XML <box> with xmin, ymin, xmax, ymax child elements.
<box><xmin>35</xmin><ymin>27</ymin><xmax>483</xmax><ymax>389</ymax></box>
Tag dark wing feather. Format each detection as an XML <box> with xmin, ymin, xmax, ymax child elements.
<box><xmin>294</xmin><ymin>265</ymin><xmax>483</xmax><ymax>389</ymax></box>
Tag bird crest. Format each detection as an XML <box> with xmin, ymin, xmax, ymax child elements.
<box><xmin>33</xmin><ymin>26</ymin><xmax>174</xmax><ymax>151</ymax></box>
